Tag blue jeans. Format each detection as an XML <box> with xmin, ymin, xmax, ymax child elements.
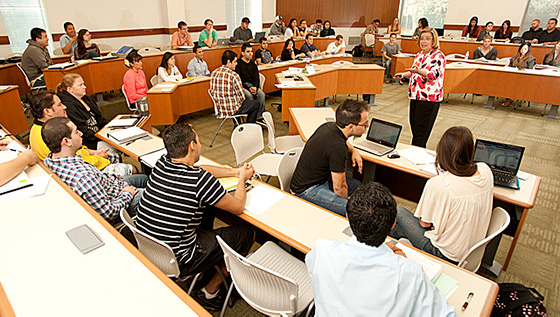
<box><xmin>32</xmin><ymin>75</ymin><xmax>45</xmax><ymax>87</ymax></box>
<box><xmin>384</xmin><ymin>59</ymin><xmax>392</xmax><ymax>78</ymax></box>
<box><xmin>295</xmin><ymin>177</ymin><xmax>361</xmax><ymax>217</ymax></box>
<box><xmin>389</xmin><ymin>206</ymin><xmax>457</xmax><ymax>264</ymax></box>
<box><xmin>123</xmin><ymin>174</ymin><xmax>148</xmax><ymax>216</ymax></box>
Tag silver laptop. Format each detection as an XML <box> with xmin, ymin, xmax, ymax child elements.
<box><xmin>354</xmin><ymin>118</ymin><xmax>402</xmax><ymax>156</ymax></box>
<box><xmin>473</xmin><ymin>139</ymin><xmax>525</xmax><ymax>190</ymax></box>
<box><xmin>217</xmin><ymin>38</ymin><xmax>230</xmax><ymax>47</ymax></box>
<box><xmin>252</xmin><ymin>32</ymin><xmax>266</xmax><ymax>43</ymax></box>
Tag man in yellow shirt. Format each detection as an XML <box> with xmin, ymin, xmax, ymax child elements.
<box><xmin>29</xmin><ymin>91</ymin><xmax>135</xmax><ymax>176</ymax></box>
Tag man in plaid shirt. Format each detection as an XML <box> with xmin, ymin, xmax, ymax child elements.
<box><xmin>42</xmin><ymin>117</ymin><xmax>147</xmax><ymax>223</ymax></box>
<box><xmin>210</xmin><ymin>50</ymin><xmax>261</xmax><ymax>122</ymax></box>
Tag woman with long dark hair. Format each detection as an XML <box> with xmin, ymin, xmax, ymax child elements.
<box><xmin>387</xmin><ymin>17</ymin><xmax>401</xmax><ymax>34</ymax></box>
<box><xmin>390</xmin><ymin>126</ymin><xmax>493</xmax><ymax>264</ymax></box>
<box><xmin>157</xmin><ymin>52</ymin><xmax>183</xmax><ymax>82</ymax></box>
<box><xmin>494</xmin><ymin>20</ymin><xmax>513</xmax><ymax>40</ymax></box>
<box><xmin>284</xmin><ymin>18</ymin><xmax>302</xmax><ymax>39</ymax></box>
<box><xmin>412</xmin><ymin>18</ymin><xmax>429</xmax><ymax>37</ymax></box>
<box><xmin>462</xmin><ymin>16</ymin><xmax>482</xmax><ymax>38</ymax></box>
<box><xmin>320</xmin><ymin>20</ymin><xmax>335</xmax><ymax>37</ymax></box>
<box><xmin>280</xmin><ymin>38</ymin><xmax>305</xmax><ymax>61</ymax></box>
<box><xmin>74</xmin><ymin>29</ymin><xmax>100</xmax><ymax>60</ymax></box>
<box><xmin>543</xmin><ymin>42</ymin><xmax>560</xmax><ymax>66</ymax></box>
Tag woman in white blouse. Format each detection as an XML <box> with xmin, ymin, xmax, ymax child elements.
<box><xmin>390</xmin><ymin>126</ymin><xmax>494</xmax><ymax>264</ymax></box>
<box><xmin>157</xmin><ymin>52</ymin><xmax>183</xmax><ymax>83</ymax></box>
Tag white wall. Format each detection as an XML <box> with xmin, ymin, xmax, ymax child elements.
<box><xmin>445</xmin><ymin>0</ymin><xmax>528</xmax><ymax>27</ymax></box>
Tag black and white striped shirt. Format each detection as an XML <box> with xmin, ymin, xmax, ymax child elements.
<box><xmin>136</xmin><ymin>155</ymin><xmax>226</xmax><ymax>264</ymax></box>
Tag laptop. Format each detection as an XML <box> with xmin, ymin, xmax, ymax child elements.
<box><xmin>473</xmin><ymin>139</ymin><xmax>525</xmax><ymax>189</ymax></box>
<box><xmin>353</xmin><ymin>118</ymin><xmax>402</xmax><ymax>156</ymax></box>
<box><xmin>216</xmin><ymin>38</ymin><xmax>230</xmax><ymax>47</ymax></box>
<box><xmin>252</xmin><ymin>32</ymin><xmax>266</xmax><ymax>43</ymax></box>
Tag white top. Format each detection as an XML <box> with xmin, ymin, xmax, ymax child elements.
<box><xmin>306</xmin><ymin>236</ymin><xmax>456</xmax><ymax>317</ymax></box>
<box><xmin>415</xmin><ymin>162</ymin><xmax>494</xmax><ymax>262</ymax></box>
<box><xmin>157</xmin><ymin>65</ymin><xmax>183</xmax><ymax>83</ymax></box>
<box><xmin>284</xmin><ymin>28</ymin><xmax>294</xmax><ymax>39</ymax></box>
<box><xmin>326</xmin><ymin>41</ymin><xmax>346</xmax><ymax>54</ymax></box>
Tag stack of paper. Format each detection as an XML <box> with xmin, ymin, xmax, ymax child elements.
<box><xmin>434</xmin><ymin>273</ymin><xmax>459</xmax><ymax>298</ymax></box>
<box><xmin>106</xmin><ymin>116</ymin><xmax>141</xmax><ymax>128</ymax></box>
<box><xmin>400</xmin><ymin>147</ymin><xmax>436</xmax><ymax>165</ymax></box>
<box><xmin>244</xmin><ymin>185</ymin><xmax>285</xmax><ymax>215</ymax></box>
<box><xmin>107</xmin><ymin>126</ymin><xmax>148</xmax><ymax>144</ymax></box>
<box><xmin>397</xmin><ymin>243</ymin><xmax>443</xmax><ymax>282</ymax></box>
<box><xmin>47</xmin><ymin>62</ymin><xmax>75</xmax><ymax>69</ymax></box>
<box><xmin>139</xmin><ymin>149</ymin><xmax>167</xmax><ymax>168</ymax></box>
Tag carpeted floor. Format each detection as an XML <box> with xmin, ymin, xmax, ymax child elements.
<box><xmin>21</xmin><ymin>70</ymin><xmax>558</xmax><ymax>315</ymax></box>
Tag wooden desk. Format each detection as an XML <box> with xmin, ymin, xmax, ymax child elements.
<box><xmin>0</xmin><ymin>64</ymin><xmax>30</xmax><ymax>96</ymax></box>
<box><xmin>0</xmin><ymin>128</ymin><xmax>209</xmax><ymax>317</ymax></box>
<box><xmin>0</xmin><ymin>86</ymin><xmax>27</xmax><ymax>135</ymax></box>
<box><xmin>277</xmin><ymin>64</ymin><xmax>384</xmax><ymax>134</ymax></box>
<box><xmin>290</xmin><ymin>107</ymin><xmax>541</xmax><ymax>271</ymax></box>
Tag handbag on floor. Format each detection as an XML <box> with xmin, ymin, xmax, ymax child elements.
<box><xmin>491</xmin><ymin>283</ymin><xmax>547</xmax><ymax>316</ymax></box>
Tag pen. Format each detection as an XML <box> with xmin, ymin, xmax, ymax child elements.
<box><xmin>462</xmin><ymin>292</ymin><xmax>474</xmax><ymax>311</ymax></box>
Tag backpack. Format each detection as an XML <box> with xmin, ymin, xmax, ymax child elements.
<box><xmin>351</xmin><ymin>44</ymin><xmax>363</xmax><ymax>57</ymax></box>
<box><xmin>492</xmin><ymin>283</ymin><xmax>547</xmax><ymax>316</ymax></box>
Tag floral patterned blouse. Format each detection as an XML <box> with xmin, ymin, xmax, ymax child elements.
<box><xmin>408</xmin><ymin>49</ymin><xmax>446</xmax><ymax>102</ymax></box>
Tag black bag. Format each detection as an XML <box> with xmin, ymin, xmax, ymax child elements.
<box><xmin>351</xmin><ymin>44</ymin><xmax>363</xmax><ymax>57</ymax></box>
<box><xmin>511</xmin><ymin>37</ymin><xmax>524</xmax><ymax>44</ymax></box>
<box><xmin>492</xmin><ymin>283</ymin><xmax>547</xmax><ymax>316</ymax></box>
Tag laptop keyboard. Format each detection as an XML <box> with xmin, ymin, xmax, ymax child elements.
<box><xmin>493</xmin><ymin>169</ymin><xmax>517</xmax><ymax>184</ymax></box>
<box><xmin>356</xmin><ymin>140</ymin><xmax>391</xmax><ymax>155</ymax></box>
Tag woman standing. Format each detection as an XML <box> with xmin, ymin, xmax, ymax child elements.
<box><xmin>387</xmin><ymin>17</ymin><xmax>401</xmax><ymax>34</ymax></box>
<box><xmin>157</xmin><ymin>52</ymin><xmax>183</xmax><ymax>82</ymax></box>
<box><xmin>390</xmin><ymin>126</ymin><xmax>493</xmax><ymax>264</ymax></box>
<box><xmin>462</xmin><ymin>16</ymin><xmax>482</xmax><ymax>38</ymax></box>
<box><xmin>395</xmin><ymin>28</ymin><xmax>445</xmax><ymax>148</ymax></box>
<box><xmin>74</xmin><ymin>29</ymin><xmax>100</xmax><ymax>60</ymax></box>
<box><xmin>494</xmin><ymin>20</ymin><xmax>513</xmax><ymax>41</ymax></box>
<box><xmin>320</xmin><ymin>21</ymin><xmax>335</xmax><ymax>37</ymax></box>
<box><xmin>473</xmin><ymin>35</ymin><xmax>498</xmax><ymax>60</ymax></box>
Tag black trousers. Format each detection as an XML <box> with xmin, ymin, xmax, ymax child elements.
<box><xmin>409</xmin><ymin>99</ymin><xmax>440</xmax><ymax>148</ymax></box>
<box><xmin>236</xmin><ymin>99</ymin><xmax>262</xmax><ymax>123</ymax></box>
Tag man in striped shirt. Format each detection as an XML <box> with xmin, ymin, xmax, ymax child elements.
<box><xmin>209</xmin><ymin>49</ymin><xmax>262</xmax><ymax>123</ymax></box>
<box><xmin>41</xmin><ymin>117</ymin><xmax>147</xmax><ymax>223</ymax></box>
<box><xmin>136</xmin><ymin>122</ymin><xmax>255</xmax><ymax>310</ymax></box>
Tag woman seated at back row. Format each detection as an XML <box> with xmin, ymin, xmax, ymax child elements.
<box><xmin>123</xmin><ymin>50</ymin><xmax>148</xmax><ymax>107</ymax></box>
<box><xmin>473</xmin><ymin>35</ymin><xmax>498</xmax><ymax>60</ymax></box>
<box><xmin>74</xmin><ymin>29</ymin><xmax>100</xmax><ymax>60</ymax></box>
<box><xmin>390</xmin><ymin>126</ymin><xmax>493</xmax><ymax>264</ymax></box>
<box><xmin>157</xmin><ymin>52</ymin><xmax>183</xmax><ymax>82</ymax></box>
<box><xmin>281</xmin><ymin>38</ymin><xmax>305</xmax><ymax>61</ymax></box>
<box><xmin>543</xmin><ymin>42</ymin><xmax>560</xmax><ymax>66</ymax></box>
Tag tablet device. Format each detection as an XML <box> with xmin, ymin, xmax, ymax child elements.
<box><xmin>66</xmin><ymin>224</ymin><xmax>105</xmax><ymax>254</ymax></box>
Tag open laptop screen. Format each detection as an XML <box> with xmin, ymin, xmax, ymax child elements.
<box><xmin>473</xmin><ymin>139</ymin><xmax>524</xmax><ymax>173</ymax></box>
<box><xmin>366</xmin><ymin>118</ymin><xmax>402</xmax><ymax>148</ymax></box>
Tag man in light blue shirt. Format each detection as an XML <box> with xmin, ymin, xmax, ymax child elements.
<box><xmin>187</xmin><ymin>44</ymin><xmax>210</xmax><ymax>77</ymax></box>
<box><xmin>59</xmin><ymin>22</ymin><xmax>77</xmax><ymax>55</ymax></box>
<box><xmin>306</xmin><ymin>181</ymin><xmax>456</xmax><ymax>317</ymax></box>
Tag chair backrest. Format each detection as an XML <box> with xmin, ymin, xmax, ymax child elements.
<box><xmin>231</xmin><ymin>123</ymin><xmax>265</xmax><ymax>166</ymax></box>
<box><xmin>97</xmin><ymin>43</ymin><xmax>112</xmax><ymax>51</ymax></box>
<box><xmin>121</xmin><ymin>84</ymin><xmax>138</xmax><ymax>112</ymax></box>
<box><xmin>262</xmin><ymin>111</ymin><xmax>277</xmax><ymax>152</ymax></box>
<box><xmin>15</xmin><ymin>63</ymin><xmax>31</xmax><ymax>88</ymax></box>
<box><xmin>207</xmin><ymin>88</ymin><xmax>222</xmax><ymax>118</ymax></box>
<box><xmin>277</xmin><ymin>147</ymin><xmax>304</xmax><ymax>192</ymax></box>
<box><xmin>150</xmin><ymin>75</ymin><xmax>158</xmax><ymax>87</ymax></box>
<box><xmin>216</xmin><ymin>236</ymin><xmax>299</xmax><ymax>315</ymax></box>
<box><xmin>259</xmin><ymin>73</ymin><xmax>265</xmax><ymax>91</ymax></box>
<box><xmin>119</xmin><ymin>209</ymin><xmax>181</xmax><ymax>278</ymax></box>
<box><xmin>365</xmin><ymin>34</ymin><xmax>375</xmax><ymax>46</ymax></box>
<box><xmin>53</xmin><ymin>47</ymin><xmax>63</xmax><ymax>55</ymax></box>
<box><xmin>458</xmin><ymin>207</ymin><xmax>511</xmax><ymax>272</ymax></box>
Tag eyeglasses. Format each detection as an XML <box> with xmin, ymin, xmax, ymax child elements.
<box><xmin>356</xmin><ymin>122</ymin><xmax>369</xmax><ymax>128</ymax></box>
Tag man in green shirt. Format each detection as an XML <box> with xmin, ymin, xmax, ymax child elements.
<box><xmin>199</xmin><ymin>19</ymin><xmax>218</xmax><ymax>48</ymax></box>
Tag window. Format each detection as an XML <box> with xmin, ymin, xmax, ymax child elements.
<box><xmin>0</xmin><ymin>0</ymin><xmax>52</xmax><ymax>53</ymax></box>
<box><xmin>519</xmin><ymin>0</ymin><xmax>560</xmax><ymax>35</ymax></box>
<box><xmin>226</xmin><ymin>0</ymin><xmax>262</xmax><ymax>38</ymax></box>
<box><xmin>399</xmin><ymin>0</ymin><xmax>448</xmax><ymax>36</ymax></box>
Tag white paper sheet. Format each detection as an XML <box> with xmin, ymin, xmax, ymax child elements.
<box><xmin>140</xmin><ymin>149</ymin><xmax>167</xmax><ymax>168</ymax></box>
<box><xmin>400</xmin><ymin>148</ymin><xmax>436</xmax><ymax>165</ymax></box>
<box><xmin>0</xmin><ymin>174</ymin><xmax>52</xmax><ymax>203</ymax></box>
<box><xmin>244</xmin><ymin>185</ymin><xmax>285</xmax><ymax>215</ymax></box>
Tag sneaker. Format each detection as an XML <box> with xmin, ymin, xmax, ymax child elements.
<box><xmin>192</xmin><ymin>289</ymin><xmax>224</xmax><ymax>311</ymax></box>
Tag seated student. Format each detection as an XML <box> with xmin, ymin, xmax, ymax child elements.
<box><xmin>369</xmin><ymin>19</ymin><xmax>381</xmax><ymax>34</ymax></box>
<box><xmin>390</xmin><ymin>126</ymin><xmax>493</xmax><ymax>264</ymax></box>
<box><xmin>0</xmin><ymin>139</ymin><xmax>38</xmax><ymax>187</ymax></box>
<box><xmin>534</xmin><ymin>18</ymin><xmax>560</xmax><ymax>45</ymax></box>
<box><xmin>543</xmin><ymin>42</ymin><xmax>560</xmax><ymax>66</ymax></box>
<box><xmin>381</xmin><ymin>33</ymin><xmax>402</xmax><ymax>83</ymax></box>
<box><xmin>42</xmin><ymin>117</ymin><xmax>147</xmax><ymax>222</ymax></box>
<box><xmin>477</xmin><ymin>21</ymin><xmax>494</xmax><ymax>41</ymax></box>
<box><xmin>473</xmin><ymin>35</ymin><xmax>498</xmax><ymax>60</ymax></box>
<box><xmin>187</xmin><ymin>45</ymin><xmax>210</xmax><ymax>77</ymax></box>
<box><xmin>232</xmin><ymin>17</ymin><xmax>253</xmax><ymax>42</ymax></box>
<box><xmin>290</xmin><ymin>100</ymin><xmax>366</xmax><ymax>216</ymax></box>
<box><xmin>299</xmin><ymin>19</ymin><xmax>309</xmax><ymax>37</ymax></box>
<box><xmin>123</xmin><ymin>50</ymin><xmax>148</xmax><ymax>106</ymax></box>
<box><xmin>157</xmin><ymin>52</ymin><xmax>183</xmax><ymax>83</ymax></box>
<box><xmin>235</xmin><ymin>43</ymin><xmax>265</xmax><ymax>113</ymax></box>
<box><xmin>60</xmin><ymin>22</ymin><xmax>77</xmax><ymax>55</ymax></box>
<box><xmin>21</xmin><ymin>27</ymin><xmax>53</xmax><ymax>87</ymax></box>
<box><xmin>502</xmin><ymin>42</ymin><xmax>535</xmax><ymax>107</ymax></box>
<box><xmin>31</xmin><ymin>90</ymin><xmax>135</xmax><ymax>176</ymax></box>
<box><xmin>281</xmin><ymin>38</ymin><xmax>305</xmax><ymax>61</ymax></box>
<box><xmin>269</xmin><ymin>16</ymin><xmax>286</xmax><ymax>36</ymax></box>
<box><xmin>254</xmin><ymin>37</ymin><xmax>273</xmax><ymax>65</ymax></box>
<box><xmin>522</xmin><ymin>19</ymin><xmax>542</xmax><ymax>42</ymax></box>
<box><xmin>326</xmin><ymin>35</ymin><xmax>346</xmax><ymax>55</ymax></box>
<box><xmin>170</xmin><ymin>21</ymin><xmax>194</xmax><ymax>50</ymax></box>
<box><xmin>494</xmin><ymin>20</ymin><xmax>513</xmax><ymax>41</ymax></box>
<box><xmin>462</xmin><ymin>16</ymin><xmax>482</xmax><ymax>38</ymax></box>
<box><xmin>309</xmin><ymin>19</ymin><xmax>323</xmax><ymax>36</ymax></box>
<box><xmin>136</xmin><ymin>122</ymin><xmax>255</xmax><ymax>310</ymax></box>
<box><xmin>306</xmin><ymin>182</ymin><xmax>456</xmax><ymax>316</ymax></box>
<box><xmin>360</xmin><ymin>23</ymin><xmax>376</xmax><ymax>48</ymax></box>
<box><xmin>285</xmin><ymin>18</ymin><xmax>303</xmax><ymax>39</ymax></box>
<box><xmin>301</xmin><ymin>34</ymin><xmax>321</xmax><ymax>57</ymax></box>
<box><xmin>320</xmin><ymin>20</ymin><xmax>335</xmax><ymax>37</ymax></box>
<box><xmin>210</xmin><ymin>50</ymin><xmax>262</xmax><ymax>123</ymax></box>
<box><xmin>387</xmin><ymin>17</ymin><xmax>401</xmax><ymax>34</ymax></box>
<box><xmin>199</xmin><ymin>19</ymin><xmax>218</xmax><ymax>48</ymax></box>
<box><xmin>74</xmin><ymin>29</ymin><xmax>100</xmax><ymax>60</ymax></box>
<box><xmin>412</xmin><ymin>18</ymin><xmax>429</xmax><ymax>37</ymax></box>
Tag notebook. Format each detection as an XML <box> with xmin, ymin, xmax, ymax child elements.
<box><xmin>107</xmin><ymin>126</ymin><xmax>149</xmax><ymax>144</ymax></box>
<box><xmin>473</xmin><ymin>139</ymin><xmax>525</xmax><ymax>189</ymax></box>
<box><xmin>354</xmin><ymin>118</ymin><xmax>402</xmax><ymax>156</ymax></box>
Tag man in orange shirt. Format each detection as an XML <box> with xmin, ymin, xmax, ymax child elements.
<box><xmin>171</xmin><ymin>21</ymin><xmax>193</xmax><ymax>49</ymax></box>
